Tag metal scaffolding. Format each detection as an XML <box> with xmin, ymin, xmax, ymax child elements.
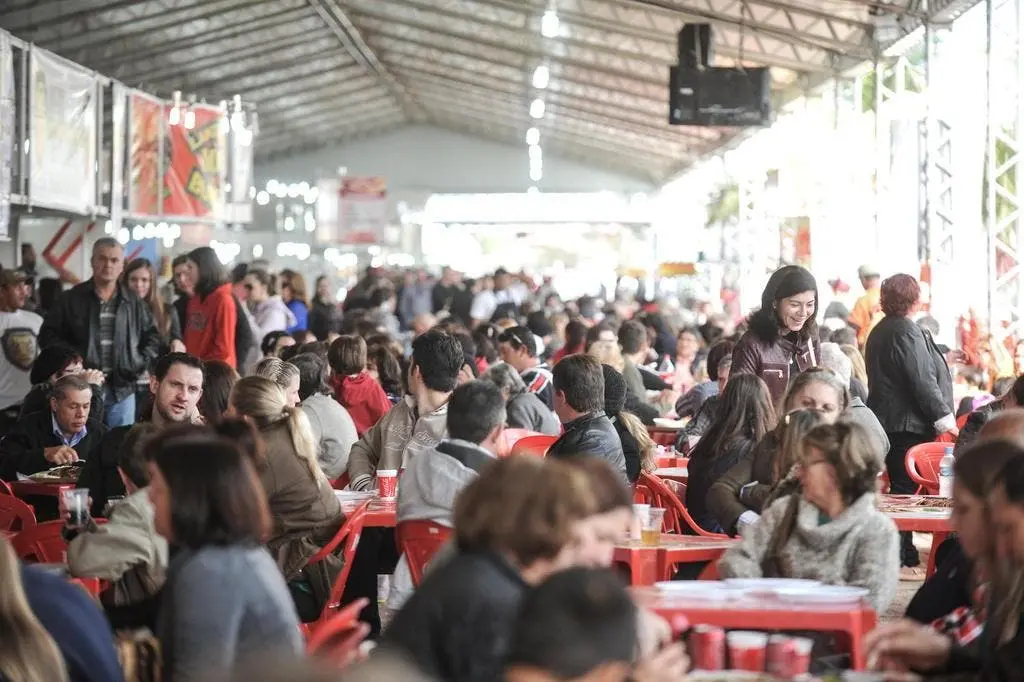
<box><xmin>986</xmin><ymin>0</ymin><xmax>1024</xmax><ymax>339</ymax></box>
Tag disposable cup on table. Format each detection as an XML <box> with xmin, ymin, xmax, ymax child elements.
<box><xmin>376</xmin><ymin>470</ymin><xmax>398</xmax><ymax>499</ymax></box>
<box><xmin>726</xmin><ymin>631</ymin><xmax>768</xmax><ymax>671</ymax></box>
<box><xmin>631</xmin><ymin>504</ymin><xmax>650</xmax><ymax>541</ymax></box>
<box><xmin>641</xmin><ymin>507</ymin><xmax>665</xmax><ymax>546</ymax></box>
<box><xmin>61</xmin><ymin>488</ymin><xmax>90</xmax><ymax>528</ymax></box>
<box><xmin>689</xmin><ymin>625</ymin><xmax>726</xmax><ymax>670</ymax></box>
<box><xmin>766</xmin><ymin>635</ymin><xmax>813</xmax><ymax>676</ymax></box>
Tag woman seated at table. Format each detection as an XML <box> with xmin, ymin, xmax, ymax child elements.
<box><xmin>866</xmin><ymin>448</ymin><xmax>1024</xmax><ymax>681</ymax></box>
<box><xmin>708</xmin><ymin>408</ymin><xmax>826</xmax><ymax>536</ymax></box>
<box><xmin>382</xmin><ymin>456</ymin><xmax>598</xmax><ymax>682</ymax></box>
<box><xmin>226</xmin><ymin>376</ymin><xmax>344</xmax><ymax>623</ymax></box>
<box><xmin>685</xmin><ymin>374</ymin><xmax>776</xmax><ymax>534</ymax></box>
<box><xmin>718</xmin><ymin>421</ymin><xmax>899</xmax><ymax>613</ymax></box>
<box><xmin>902</xmin><ymin>440</ymin><xmax>1020</xmax><ymax>646</ymax></box>
<box><xmin>150</xmin><ymin>426</ymin><xmax>303</xmax><ymax>682</ymax></box>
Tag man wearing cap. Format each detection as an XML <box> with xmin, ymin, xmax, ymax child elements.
<box><xmin>849</xmin><ymin>264</ymin><xmax>882</xmax><ymax>347</ymax></box>
<box><xmin>0</xmin><ymin>269</ymin><xmax>42</xmax><ymax>431</ymax></box>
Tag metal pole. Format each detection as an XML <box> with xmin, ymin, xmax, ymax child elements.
<box><xmin>985</xmin><ymin>0</ymin><xmax>995</xmax><ymax>331</ymax></box>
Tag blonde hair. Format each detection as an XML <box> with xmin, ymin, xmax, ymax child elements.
<box><xmin>588</xmin><ymin>340</ymin><xmax>625</xmax><ymax>372</ymax></box>
<box><xmin>230</xmin><ymin>376</ymin><xmax>322</xmax><ymax>482</ymax></box>
<box><xmin>840</xmin><ymin>344</ymin><xmax>868</xmax><ymax>386</ymax></box>
<box><xmin>618</xmin><ymin>410</ymin><xmax>657</xmax><ymax>473</ymax></box>
<box><xmin>0</xmin><ymin>538</ymin><xmax>69</xmax><ymax>682</ymax></box>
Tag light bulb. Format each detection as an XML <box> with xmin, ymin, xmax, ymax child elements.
<box><xmin>532</xmin><ymin>65</ymin><xmax>550</xmax><ymax>89</ymax></box>
<box><xmin>168</xmin><ymin>107</ymin><xmax>180</xmax><ymax>126</ymax></box>
<box><xmin>541</xmin><ymin>10</ymin><xmax>560</xmax><ymax>38</ymax></box>
<box><xmin>530</xmin><ymin>166</ymin><xmax>543</xmax><ymax>182</ymax></box>
<box><xmin>526</xmin><ymin>127</ymin><xmax>540</xmax><ymax>145</ymax></box>
<box><xmin>529</xmin><ymin>98</ymin><xmax>545</xmax><ymax>119</ymax></box>
<box><xmin>529</xmin><ymin>144</ymin><xmax>542</xmax><ymax>161</ymax></box>
<box><xmin>183</xmin><ymin>109</ymin><xmax>195</xmax><ymax>130</ymax></box>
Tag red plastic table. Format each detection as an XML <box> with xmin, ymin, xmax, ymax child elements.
<box><xmin>339</xmin><ymin>498</ymin><xmax>396</xmax><ymax>528</ymax></box>
<box><xmin>880</xmin><ymin>496</ymin><xmax>952</xmax><ymax>577</ymax></box>
<box><xmin>613</xmin><ymin>534</ymin><xmax>736</xmax><ymax>585</ymax></box>
<box><xmin>634</xmin><ymin>587</ymin><xmax>878</xmax><ymax>670</ymax></box>
<box><xmin>10</xmin><ymin>480</ymin><xmax>74</xmax><ymax>498</ymax></box>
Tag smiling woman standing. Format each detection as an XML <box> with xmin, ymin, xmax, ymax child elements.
<box><xmin>731</xmin><ymin>265</ymin><xmax>820</xmax><ymax>404</ymax></box>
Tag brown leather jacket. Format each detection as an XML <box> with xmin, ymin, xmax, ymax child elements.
<box><xmin>731</xmin><ymin>329</ymin><xmax>820</xmax><ymax>404</ymax></box>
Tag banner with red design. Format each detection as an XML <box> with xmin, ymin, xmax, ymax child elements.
<box><xmin>162</xmin><ymin>104</ymin><xmax>223</xmax><ymax>218</ymax></box>
<box><xmin>128</xmin><ymin>92</ymin><xmax>162</xmax><ymax>216</ymax></box>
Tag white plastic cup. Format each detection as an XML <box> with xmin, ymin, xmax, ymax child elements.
<box><xmin>727</xmin><ymin>631</ymin><xmax>768</xmax><ymax>671</ymax></box>
<box><xmin>631</xmin><ymin>504</ymin><xmax>650</xmax><ymax>541</ymax></box>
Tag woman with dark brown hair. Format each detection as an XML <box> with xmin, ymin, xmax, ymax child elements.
<box><xmin>150</xmin><ymin>426</ymin><xmax>302</xmax><ymax>682</ymax></box>
<box><xmin>382</xmin><ymin>456</ymin><xmax>597</xmax><ymax>682</ymax></box>
<box><xmin>196</xmin><ymin>359</ymin><xmax>239</xmax><ymax>424</ymax></box>
<box><xmin>865</xmin><ymin>273</ymin><xmax>955</xmax><ymax>567</ymax></box>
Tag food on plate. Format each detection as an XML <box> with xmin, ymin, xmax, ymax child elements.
<box><xmin>28</xmin><ymin>463</ymin><xmax>83</xmax><ymax>482</ymax></box>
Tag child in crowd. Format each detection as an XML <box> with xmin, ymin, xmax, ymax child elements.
<box><xmin>328</xmin><ymin>335</ymin><xmax>393</xmax><ymax>436</ymax></box>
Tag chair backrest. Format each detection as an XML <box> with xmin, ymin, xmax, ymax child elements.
<box><xmin>12</xmin><ymin>521</ymin><xmax>66</xmax><ymax>562</ymax></box>
<box><xmin>510</xmin><ymin>434</ymin><xmax>558</xmax><ymax>457</ymax></box>
<box><xmin>306</xmin><ymin>598</ymin><xmax>368</xmax><ymax>665</ymax></box>
<box><xmin>498</xmin><ymin>428</ymin><xmax>538</xmax><ymax>456</ymax></box>
<box><xmin>0</xmin><ymin>479</ymin><xmax>13</xmax><ymax>495</ymax></box>
<box><xmin>0</xmin><ymin>494</ymin><xmax>36</xmax><ymax>533</ymax></box>
<box><xmin>305</xmin><ymin>501</ymin><xmax>370</xmax><ymax>634</ymax></box>
<box><xmin>638</xmin><ymin>472</ymin><xmax>728</xmax><ymax>539</ymax></box>
<box><xmin>397</xmin><ymin>520</ymin><xmax>453</xmax><ymax>587</ymax></box>
<box><xmin>905</xmin><ymin>442</ymin><xmax>949</xmax><ymax>495</ymax></box>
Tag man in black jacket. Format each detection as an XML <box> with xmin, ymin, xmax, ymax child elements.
<box><xmin>38</xmin><ymin>238</ymin><xmax>160</xmax><ymax>428</ymax></box>
<box><xmin>546</xmin><ymin>354</ymin><xmax>627</xmax><ymax>481</ymax></box>
<box><xmin>0</xmin><ymin>374</ymin><xmax>106</xmax><ymax>480</ymax></box>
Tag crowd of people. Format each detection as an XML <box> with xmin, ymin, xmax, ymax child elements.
<box><xmin>1</xmin><ymin>239</ymin><xmax>1024</xmax><ymax>682</ymax></box>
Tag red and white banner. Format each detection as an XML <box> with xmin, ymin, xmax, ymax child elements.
<box><xmin>316</xmin><ymin>176</ymin><xmax>389</xmax><ymax>245</ymax></box>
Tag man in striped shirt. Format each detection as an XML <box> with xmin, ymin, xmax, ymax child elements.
<box><xmin>497</xmin><ymin>326</ymin><xmax>553</xmax><ymax>410</ymax></box>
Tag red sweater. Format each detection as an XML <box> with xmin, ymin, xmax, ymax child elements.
<box><xmin>331</xmin><ymin>371</ymin><xmax>392</xmax><ymax>436</ymax></box>
<box><xmin>184</xmin><ymin>283</ymin><xmax>237</xmax><ymax>368</ymax></box>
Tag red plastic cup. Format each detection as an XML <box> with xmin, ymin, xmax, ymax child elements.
<box><xmin>766</xmin><ymin>635</ymin><xmax>813</xmax><ymax>676</ymax></box>
<box><xmin>689</xmin><ymin>625</ymin><xmax>726</xmax><ymax>670</ymax></box>
<box><xmin>376</xmin><ymin>469</ymin><xmax>398</xmax><ymax>499</ymax></box>
<box><xmin>727</xmin><ymin>631</ymin><xmax>768</xmax><ymax>672</ymax></box>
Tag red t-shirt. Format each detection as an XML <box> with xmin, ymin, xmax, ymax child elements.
<box><xmin>331</xmin><ymin>371</ymin><xmax>392</xmax><ymax>436</ymax></box>
<box><xmin>184</xmin><ymin>283</ymin><xmax>237</xmax><ymax>368</ymax></box>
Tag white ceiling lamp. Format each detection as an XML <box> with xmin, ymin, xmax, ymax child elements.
<box><xmin>527</xmin><ymin>186</ymin><xmax>540</xmax><ymax>195</ymax></box>
<box><xmin>532</xmin><ymin>65</ymin><xmax>550</xmax><ymax>89</ymax></box>
<box><xmin>525</xmin><ymin>127</ymin><xmax>540</xmax><ymax>145</ymax></box>
<box><xmin>530</xmin><ymin>166</ymin><xmax>543</xmax><ymax>182</ymax></box>
<box><xmin>529</xmin><ymin>144</ymin><xmax>542</xmax><ymax>161</ymax></box>
<box><xmin>183</xmin><ymin>108</ymin><xmax>196</xmax><ymax>130</ymax></box>
<box><xmin>529</xmin><ymin>98</ymin><xmax>545</xmax><ymax>119</ymax></box>
<box><xmin>541</xmin><ymin>9</ymin><xmax>560</xmax><ymax>38</ymax></box>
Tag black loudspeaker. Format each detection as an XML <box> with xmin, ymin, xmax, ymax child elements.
<box><xmin>678</xmin><ymin>24</ymin><xmax>713</xmax><ymax>68</ymax></box>
<box><xmin>669</xmin><ymin>66</ymin><xmax>772</xmax><ymax>127</ymax></box>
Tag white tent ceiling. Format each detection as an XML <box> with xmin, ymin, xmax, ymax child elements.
<box><xmin>0</xmin><ymin>0</ymin><xmax>977</xmax><ymax>184</ymax></box>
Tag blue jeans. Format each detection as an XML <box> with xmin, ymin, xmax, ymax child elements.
<box><xmin>103</xmin><ymin>386</ymin><xmax>136</xmax><ymax>428</ymax></box>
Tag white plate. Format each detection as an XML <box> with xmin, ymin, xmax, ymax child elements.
<box><xmin>773</xmin><ymin>585</ymin><xmax>870</xmax><ymax>604</ymax></box>
<box><xmin>723</xmin><ymin>578</ymin><xmax>820</xmax><ymax>590</ymax></box>
<box><xmin>654</xmin><ymin>581</ymin><xmax>735</xmax><ymax>600</ymax></box>
<box><xmin>334</xmin><ymin>490</ymin><xmax>377</xmax><ymax>502</ymax></box>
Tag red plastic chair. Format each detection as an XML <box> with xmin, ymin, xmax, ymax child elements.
<box><xmin>498</xmin><ymin>428</ymin><xmax>539</xmax><ymax>456</ymax></box>
<box><xmin>905</xmin><ymin>442</ymin><xmax>949</xmax><ymax>495</ymax></box>
<box><xmin>303</xmin><ymin>501</ymin><xmax>369</xmax><ymax>637</ymax></box>
<box><xmin>511</xmin><ymin>434</ymin><xmax>558</xmax><ymax>457</ymax></box>
<box><xmin>397</xmin><ymin>520</ymin><xmax>452</xmax><ymax>587</ymax></box>
<box><xmin>647</xmin><ymin>428</ymin><xmax>678</xmax><ymax>448</ymax></box>
<box><xmin>0</xmin><ymin>495</ymin><xmax>36</xmax><ymax>533</ymax></box>
<box><xmin>12</xmin><ymin>521</ymin><xmax>66</xmax><ymax>562</ymax></box>
<box><xmin>306</xmin><ymin>598</ymin><xmax>370</xmax><ymax>667</ymax></box>
<box><xmin>638</xmin><ymin>472</ymin><xmax>728</xmax><ymax>539</ymax></box>
<box><xmin>0</xmin><ymin>479</ymin><xmax>13</xmax><ymax>495</ymax></box>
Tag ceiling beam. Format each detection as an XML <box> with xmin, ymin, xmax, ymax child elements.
<box><xmin>256</xmin><ymin>117</ymin><xmax>407</xmax><ymax>160</ymax></box>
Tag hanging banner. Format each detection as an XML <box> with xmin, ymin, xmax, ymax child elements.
<box><xmin>28</xmin><ymin>48</ymin><xmax>97</xmax><ymax>214</ymax></box>
<box><xmin>110</xmin><ymin>83</ymin><xmax>126</xmax><ymax>228</ymax></box>
<box><xmin>162</xmin><ymin>104</ymin><xmax>223</xmax><ymax>219</ymax></box>
<box><xmin>0</xmin><ymin>31</ymin><xmax>14</xmax><ymax>239</ymax></box>
<box><xmin>128</xmin><ymin>91</ymin><xmax>162</xmax><ymax>217</ymax></box>
<box><xmin>225</xmin><ymin>127</ymin><xmax>253</xmax><ymax>223</ymax></box>
<box><xmin>338</xmin><ymin>176</ymin><xmax>388</xmax><ymax>244</ymax></box>
<box><xmin>780</xmin><ymin>216</ymin><xmax>811</xmax><ymax>268</ymax></box>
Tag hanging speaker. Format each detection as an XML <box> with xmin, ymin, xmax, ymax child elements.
<box><xmin>678</xmin><ymin>24</ymin><xmax>713</xmax><ymax>69</ymax></box>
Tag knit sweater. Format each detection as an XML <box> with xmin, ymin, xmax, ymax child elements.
<box><xmin>717</xmin><ymin>492</ymin><xmax>900</xmax><ymax>613</ymax></box>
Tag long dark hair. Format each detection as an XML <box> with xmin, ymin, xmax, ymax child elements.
<box><xmin>747</xmin><ymin>265</ymin><xmax>819</xmax><ymax>344</ymax></box>
<box><xmin>187</xmin><ymin>247</ymin><xmax>227</xmax><ymax>300</ymax></box>
<box><xmin>690</xmin><ymin>374</ymin><xmax>775</xmax><ymax>465</ymax></box>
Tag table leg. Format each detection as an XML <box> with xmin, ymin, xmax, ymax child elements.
<box><xmin>926</xmin><ymin>532</ymin><xmax>950</xmax><ymax>578</ymax></box>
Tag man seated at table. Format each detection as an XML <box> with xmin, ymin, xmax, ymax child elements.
<box><xmin>386</xmin><ymin>379</ymin><xmax>506</xmax><ymax>614</ymax></box>
<box><xmin>77</xmin><ymin>351</ymin><xmax>205</xmax><ymax>517</ymax></box>
<box><xmin>546</xmin><ymin>354</ymin><xmax>627</xmax><ymax>482</ymax></box>
<box><xmin>0</xmin><ymin>374</ymin><xmax>106</xmax><ymax>480</ymax></box>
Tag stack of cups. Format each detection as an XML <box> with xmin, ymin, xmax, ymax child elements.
<box><xmin>689</xmin><ymin>625</ymin><xmax>726</xmax><ymax>670</ymax></box>
<box><xmin>766</xmin><ymin>635</ymin><xmax>814</xmax><ymax>677</ymax></box>
<box><xmin>726</xmin><ymin>631</ymin><xmax>768</xmax><ymax>671</ymax></box>
<box><xmin>631</xmin><ymin>504</ymin><xmax>650</xmax><ymax>542</ymax></box>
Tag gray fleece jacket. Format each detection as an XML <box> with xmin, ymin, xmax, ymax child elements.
<box><xmin>717</xmin><ymin>492</ymin><xmax>900</xmax><ymax>613</ymax></box>
<box><xmin>300</xmin><ymin>392</ymin><xmax>358</xmax><ymax>479</ymax></box>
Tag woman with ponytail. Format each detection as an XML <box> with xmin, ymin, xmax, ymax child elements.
<box><xmin>227</xmin><ymin>376</ymin><xmax>344</xmax><ymax>622</ymax></box>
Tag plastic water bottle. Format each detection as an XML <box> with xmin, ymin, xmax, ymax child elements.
<box><xmin>938</xmin><ymin>446</ymin><xmax>955</xmax><ymax>498</ymax></box>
